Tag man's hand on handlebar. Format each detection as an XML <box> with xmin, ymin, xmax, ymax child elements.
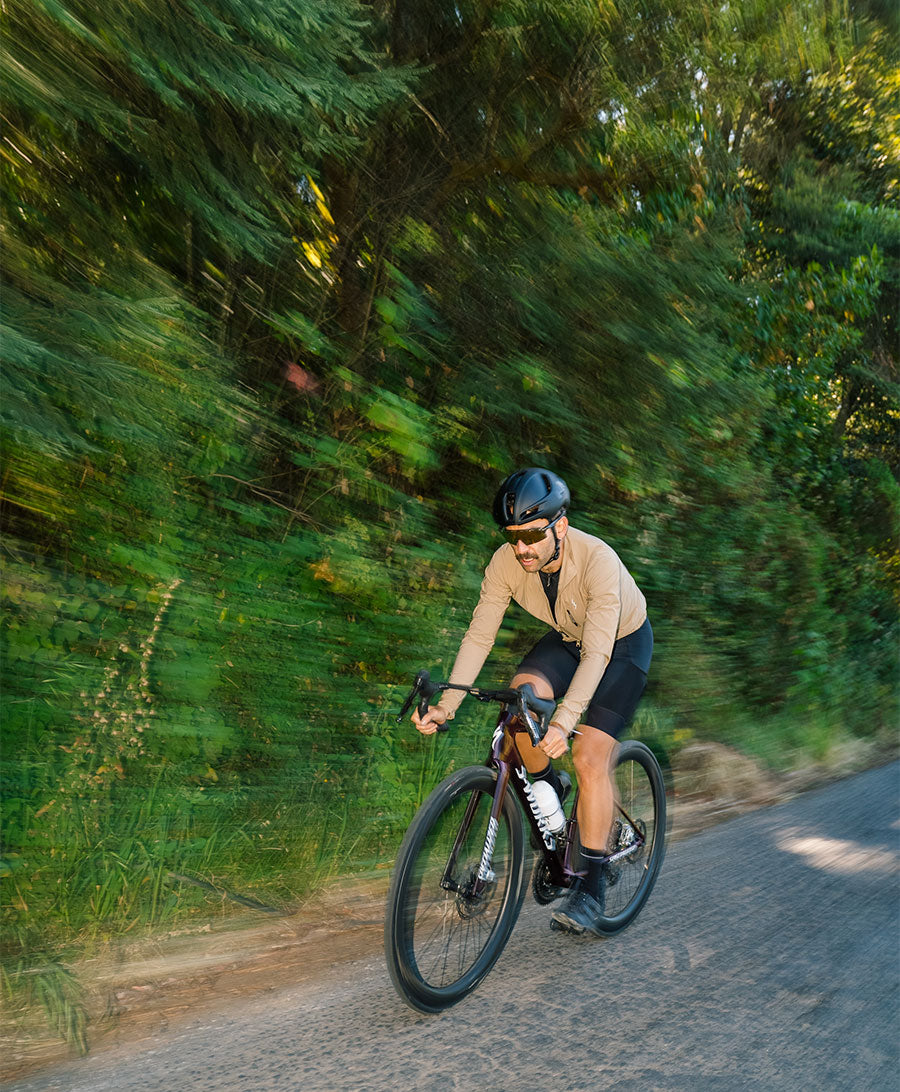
<box><xmin>412</xmin><ymin>704</ymin><xmax>448</xmax><ymax>735</ymax></box>
<box><xmin>538</xmin><ymin>722</ymin><xmax>569</xmax><ymax>760</ymax></box>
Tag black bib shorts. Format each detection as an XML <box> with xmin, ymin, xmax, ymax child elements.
<box><xmin>516</xmin><ymin>617</ymin><xmax>653</xmax><ymax>739</ymax></box>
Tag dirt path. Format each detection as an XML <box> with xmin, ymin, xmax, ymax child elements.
<box><xmin>2</xmin><ymin>741</ymin><xmax>891</xmax><ymax>1084</ymax></box>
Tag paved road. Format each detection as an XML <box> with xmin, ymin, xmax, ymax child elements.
<box><xmin>8</xmin><ymin>762</ymin><xmax>899</xmax><ymax>1092</ymax></box>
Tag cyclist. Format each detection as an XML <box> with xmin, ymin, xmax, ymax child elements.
<box><xmin>412</xmin><ymin>467</ymin><xmax>652</xmax><ymax>936</ymax></box>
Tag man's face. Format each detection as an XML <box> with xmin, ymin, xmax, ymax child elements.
<box><xmin>505</xmin><ymin>517</ymin><xmax>568</xmax><ymax>572</ymax></box>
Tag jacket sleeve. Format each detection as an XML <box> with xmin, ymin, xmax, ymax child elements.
<box><xmin>436</xmin><ymin>548</ymin><xmax>511</xmax><ymax>720</ymax></box>
<box><xmin>552</xmin><ymin>548</ymin><xmax>621</xmax><ymax>735</ymax></box>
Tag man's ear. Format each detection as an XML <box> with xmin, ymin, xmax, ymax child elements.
<box><xmin>557</xmin><ymin>515</ymin><xmax>569</xmax><ymax>539</ymax></box>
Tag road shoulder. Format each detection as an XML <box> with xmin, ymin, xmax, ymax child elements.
<box><xmin>3</xmin><ymin>740</ymin><xmax>894</xmax><ymax>1083</ymax></box>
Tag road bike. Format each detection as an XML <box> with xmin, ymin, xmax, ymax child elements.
<box><xmin>385</xmin><ymin>670</ymin><xmax>667</xmax><ymax>1012</ymax></box>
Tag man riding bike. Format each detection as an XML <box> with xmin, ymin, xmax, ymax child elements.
<box><xmin>412</xmin><ymin>468</ymin><xmax>652</xmax><ymax>936</ymax></box>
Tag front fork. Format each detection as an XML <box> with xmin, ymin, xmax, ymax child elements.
<box><xmin>439</xmin><ymin>768</ymin><xmax>508</xmax><ymax>897</ymax></box>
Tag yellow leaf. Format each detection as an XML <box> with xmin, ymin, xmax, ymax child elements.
<box><xmin>302</xmin><ymin>241</ymin><xmax>322</xmax><ymax>268</ymax></box>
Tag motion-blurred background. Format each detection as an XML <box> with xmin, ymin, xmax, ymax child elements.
<box><xmin>2</xmin><ymin>0</ymin><xmax>897</xmax><ymax>1050</ymax></box>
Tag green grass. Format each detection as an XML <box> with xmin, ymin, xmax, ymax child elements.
<box><xmin>3</xmin><ymin>684</ymin><xmax>896</xmax><ymax>1054</ymax></box>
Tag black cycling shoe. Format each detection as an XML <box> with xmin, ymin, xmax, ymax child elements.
<box><xmin>529</xmin><ymin>771</ymin><xmax>572</xmax><ymax>850</ymax></box>
<box><xmin>550</xmin><ymin>885</ymin><xmax>606</xmax><ymax>936</ymax></box>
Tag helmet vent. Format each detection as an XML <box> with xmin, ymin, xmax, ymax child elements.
<box><xmin>492</xmin><ymin>467</ymin><xmax>570</xmax><ymax>529</ymax></box>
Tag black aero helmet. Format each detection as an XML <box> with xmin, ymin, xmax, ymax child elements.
<box><xmin>492</xmin><ymin>468</ymin><xmax>570</xmax><ymax>528</ymax></box>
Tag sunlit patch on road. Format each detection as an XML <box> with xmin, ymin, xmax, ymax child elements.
<box><xmin>776</xmin><ymin>832</ymin><xmax>899</xmax><ymax>876</ymax></box>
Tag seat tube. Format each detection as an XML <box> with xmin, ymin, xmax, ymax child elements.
<box><xmin>562</xmin><ymin>787</ymin><xmax>584</xmax><ymax>878</ymax></box>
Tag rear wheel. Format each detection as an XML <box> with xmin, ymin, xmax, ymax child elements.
<box><xmin>596</xmin><ymin>740</ymin><xmax>666</xmax><ymax>934</ymax></box>
<box><xmin>385</xmin><ymin>766</ymin><xmax>526</xmax><ymax>1012</ymax></box>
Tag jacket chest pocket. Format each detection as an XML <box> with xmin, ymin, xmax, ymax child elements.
<box><xmin>563</xmin><ymin>600</ymin><xmax>584</xmax><ymax>634</ymax></box>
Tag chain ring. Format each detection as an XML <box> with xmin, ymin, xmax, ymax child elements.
<box><xmin>532</xmin><ymin>857</ymin><xmax>564</xmax><ymax>905</ymax></box>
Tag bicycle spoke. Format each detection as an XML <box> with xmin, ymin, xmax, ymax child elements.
<box><xmin>386</xmin><ymin>766</ymin><xmax>526</xmax><ymax>1010</ymax></box>
<box><xmin>406</xmin><ymin>791</ymin><xmax>507</xmax><ymax>985</ymax></box>
<box><xmin>594</xmin><ymin>741</ymin><xmax>666</xmax><ymax>931</ymax></box>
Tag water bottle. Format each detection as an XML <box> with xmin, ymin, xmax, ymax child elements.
<box><xmin>531</xmin><ymin>780</ymin><xmax>566</xmax><ymax>833</ymax></box>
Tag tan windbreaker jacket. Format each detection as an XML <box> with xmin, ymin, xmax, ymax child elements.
<box><xmin>436</xmin><ymin>526</ymin><xmax>647</xmax><ymax>736</ymax></box>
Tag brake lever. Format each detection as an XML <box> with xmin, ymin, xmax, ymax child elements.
<box><xmin>396</xmin><ymin>688</ymin><xmax>418</xmax><ymax>724</ymax></box>
<box><xmin>417</xmin><ymin>693</ymin><xmax>449</xmax><ymax>731</ymax></box>
<box><xmin>396</xmin><ymin>669</ymin><xmax>428</xmax><ymax>723</ymax></box>
<box><xmin>398</xmin><ymin>670</ymin><xmax>448</xmax><ymax>731</ymax></box>
<box><xmin>516</xmin><ymin>688</ymin><xmax>543</xmax><ymax>747</ymax></box>
<box><xmin>522</xmin><ymin>707</ymin><xmax>542</xmax><ymax>747</ymax></box>
<box><xmin>516</xmin><ymin>684</ymin><xmax>556</xmax><ymax>747</ymax></box>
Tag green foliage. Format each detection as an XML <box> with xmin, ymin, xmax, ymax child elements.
<box><xmin>1</xmin><ymin>0</ymin><xmax>897</xmax><ymax>1052</ymax></box>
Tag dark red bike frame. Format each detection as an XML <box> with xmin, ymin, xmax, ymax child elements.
<box><xmin>398</xmin><ymin>671</ymin><xmax>647</xmax><ymax>902</ymax></box>
<box><xmin>442</xmin><ymin>706</ymin><xmax>648</xmax><ymax>901</ymax></box>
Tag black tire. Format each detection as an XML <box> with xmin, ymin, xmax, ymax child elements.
<box><xmin>385</xmin><ymin>766</ymin><xmax>526</xmax><ymax>1012</ymax></box>
<box><xmin>595</xmin><ymin>740</ymin><xmax>667</xmax><ymax>934</ymax></box>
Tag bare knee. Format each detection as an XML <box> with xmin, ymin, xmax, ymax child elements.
<box><xmin>509</xmin><ymin>670</ymin><xmax>553</xmax><ymax>700</ymax></box>
<box><xmin>573</xmin><ymin>729</ymin><xmax>617</xmax><ymax>783</ymax></box>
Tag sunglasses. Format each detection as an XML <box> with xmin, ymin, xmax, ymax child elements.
<box><xmin>501</xmin><ymin>513</ymin><xmax>563</xmax><ymax>546</ymax></box>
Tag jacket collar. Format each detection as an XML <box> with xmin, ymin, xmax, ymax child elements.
<box><xmin>553</xmin><ymin>533</ymin><xmax>578</xmax><ymax>596</ymax></box>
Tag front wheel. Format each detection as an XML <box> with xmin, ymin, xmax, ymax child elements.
<box><xmin>595</xmin><ymin>740</ymin><xmax>667</xmax><ymax>934</ymax></box>
<box><xmin>385</xmin><ymin>766</ymin><xmax>526</xmax><ymax>1012</ymax></box>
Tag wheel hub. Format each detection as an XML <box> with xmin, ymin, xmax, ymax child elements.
<box><xmin>456</xmin><ymin>872</ymin><xmax>494</xmax><ymax>918</ymax></box>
